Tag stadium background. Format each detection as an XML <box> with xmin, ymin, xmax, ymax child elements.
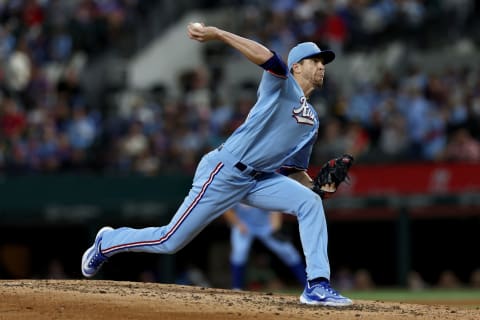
<box><xmin>0</xmin><ymin>0</ymin><xmax>479</xmax><ymax>294</ymax></box>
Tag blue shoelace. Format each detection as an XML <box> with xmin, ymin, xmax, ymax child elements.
<box><xmin>88</xmin><ymin>250</ymin><xmax>107</xmax><ymax>268</ymax></box>
<box><xmin>309</xmin><ymin>280</ymin><xmax>340</xmax><ymax>296</ymax></box>
<box><xmin>318</xmin><ymin>282</ymin><xmax>340</xmax><ymax>296</ymax></box>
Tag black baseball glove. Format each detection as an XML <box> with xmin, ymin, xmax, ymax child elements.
<box><xmin>312</xmin><ymin>154</ymin><xmax>354</xmax><ymax>199</ymax></box>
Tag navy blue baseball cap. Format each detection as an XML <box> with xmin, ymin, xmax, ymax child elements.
<box><xmin>287</xmin><ymin>42</ymin><xmax>335</xmax><ymax>70</ymax></box>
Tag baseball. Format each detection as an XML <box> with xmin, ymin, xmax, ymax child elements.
<box><xmin>191</xmin><ymin>22</ymin><xmax>203</xmax><ymax>31</ymax></box>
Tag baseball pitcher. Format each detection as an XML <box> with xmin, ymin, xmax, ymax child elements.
<box><xmin>82</xmin><ymin>22</ymin><xmax>354</xmax><ymax>307</ymax></box>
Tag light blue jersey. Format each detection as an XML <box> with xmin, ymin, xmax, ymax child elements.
<box><xmin>223</xmin><ymin>71</ymin><xmax>318</xmax><ymax>172</ymax></box>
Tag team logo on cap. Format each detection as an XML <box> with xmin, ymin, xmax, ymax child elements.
<box><xmin>292</xmin><ymin>97</ymin><xmax>315</xmax><ymax>125</ymax></box>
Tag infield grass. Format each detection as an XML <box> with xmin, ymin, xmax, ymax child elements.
<box><xmin>345</xmin><ymin>288</ymin><xmax>480</xmax><ymax>301</ymax></box>
<box><xmin>279</xmin><ymin>287</ymin><xmax>480</xmax><ymax>307</ymax></box>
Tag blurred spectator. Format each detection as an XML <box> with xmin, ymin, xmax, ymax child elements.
<box><xmin>378</xmin><ymin>109</ymin><xmax>409</xmax><ymax>161</ymax></box>
<box><xmin>439</xmin><ymin>128</ymin><xmax>480</xmax><ymax>162</ymax></box>
<box><xmin>332</xmin><ymin>266</ymin><xmax>355</xmax><ymax>291</ymax></box>
<box><xmin>139</xmin><ymin>269</ymin><xmax>157</xmax><ymax>283</ymax></box>
<box><xmin>314</xmin><ymin>117</ymin><xmax>348</xmax><ymax>163</ymax></box>
<box><xmin>361</xmin><ymin>0</ymin><xmax>397</xmax><ymax>37</ymax></box>
<box><xmin>436</xmin><ymin>270</ymin><xmax>462</xmax><ymax>288</ymax></box>
<box><xmin>181</xmin><ymin>67</ymin><xmax>212</xmax><ymax>122</ymax></box>
<box><xmin>0</xmin><ymin>97</ymin><xmax>26</xmax><ymax>139</ymax></box>
<box><xmin>470</xmin><ymin>268</ymin><xmax>480</xmax><ymax>288</ymax></box>
<box><xmin>133</xmin><ymin>146</ymin><xmax>160</xmax><ymax>176</ymax></box>
<box><xmin>441</xmin><ymin>0</ymin><xmax>475</xmax><ymax>40</ymax></box>
<box><xmin>0</xmin><ymin>244</ymin><xmax>31</xmax><ymax>278</ymax></box>
<box><xmin>0</xmin><ymin>24</ymin><xmax>16</xmax><ymax>60</ymax></box>
<box><xmin>407</xmin><ymin>270</ymin><xmax>428</xmax><ymax>291</ymax></box>
<box><xmin>344</xmin><ymin>120</ymin><xmax>370</xmax><ymax>160</ymax></box>
<box><xmin>403</xmin><ymin>85</ymin><xmax>447</xmax><ymax>160</ymax></box>
<box><xmin>0</xmin><ymin>138</ymin><xmax>5</xmax><ymax>169</ymax></box>
<box><xmin>292</xmin><ymin>0</ymin><xmax>320</xmax><ymax>45</ymax></box>
<box><xmin>66</xmin><ymin>106</ymin><xmax>97</xmax><ymax>150</ymax></box>
<box><xmin>4</xmin><ymin>36</ymin><xmax>32</xmax><ymax>95</ymax></box>
<box><xmin>316</xmin><ymin>1</ymin><xmax>348</xmax><ymax>54</ymax></box>
<box><xmin>353</xmin><ymin>268</ymin><xmax>375</xmax><ymax>290</ymax></box>
<box><xmin>38</xmin><ymin>123</ymin><xmax>61</xmax><ymax>171</ymax></box>
<box><xmin>346</xmin><ymin>81</ymin><xmax>377</xmax><ymax>127</ymax></box>
<box><xmin>56</xmin><ymin>66</ymin><xmax>85</xmax><ymax>108</ymax></box>
<box><xmin>118</xmin><ymin>121</ymin><xmax>149</xmax><ymax>170</ymax></box>
<box><xmin>47</xmin><ymin>258</ymin><xmax>68</xmax><ymax>279</ymax></box>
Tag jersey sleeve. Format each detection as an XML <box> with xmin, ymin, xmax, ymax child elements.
<box><xmin>256</xmin><ymin>52</ymin><xmax>288</xmax><ymax>94</ymax></box>
<box><xmin>259</xmin><ymin>51</ymin><xmax>288</xmax><ymax>78</ymax></box>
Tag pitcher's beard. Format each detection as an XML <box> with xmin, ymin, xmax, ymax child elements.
<box><xmin>313</xmin><ymin>78</ymin><xmax>324</xmax><ymax>88</ymax></box>
<box><xmin>313</xmin><ymin>72</ymin><xmax>325</xmax><ymax>87</ymax></box>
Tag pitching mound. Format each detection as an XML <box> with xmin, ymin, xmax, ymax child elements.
<box><xmin>0</xmin><ymin>280</ymin><xmax>478</xmax><ymax>320</ymax></box>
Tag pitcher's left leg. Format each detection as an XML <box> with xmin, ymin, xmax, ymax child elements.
<box><xmin>245</xmin><ymin>173</ymin><xmax>352</xmax><ymax>306</ymax></box>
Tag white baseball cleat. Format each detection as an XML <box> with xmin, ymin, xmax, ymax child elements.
<box><xmin>300</xmin><ymin>280</ymin><xmax>352</xmax><ymax>307</ymax></box>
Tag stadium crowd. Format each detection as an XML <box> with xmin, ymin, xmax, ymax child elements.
<box><xmin>1</xmin><ymin>0</ymin><xmax>480</xmax><ymax>176</ymax></box>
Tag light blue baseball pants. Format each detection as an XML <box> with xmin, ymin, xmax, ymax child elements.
<box><xmin>100</xmin><ymin>147</ymin><xmax>330</xmax><ymax>280</ymax></box>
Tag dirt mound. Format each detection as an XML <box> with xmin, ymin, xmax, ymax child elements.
<box><xmin>0</xmin><ymin>280</ymin><xmax>478</xmax><ymax>320</ymax></box>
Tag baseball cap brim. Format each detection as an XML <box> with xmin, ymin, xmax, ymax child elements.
<box><xmin>287</xmin><ymin>42</ymin><xmax>335</xmax><ymax>70</ymax></box>
<box><xmin>302</xmin><ymin>50</ymin><xmax>335</xmax><ymax>65</ymax></box>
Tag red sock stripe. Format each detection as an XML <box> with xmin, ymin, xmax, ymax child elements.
<box><xmin>102</xmin><ymin>162</ymin><xmax>224</xmax><ymax>254</ymax></box>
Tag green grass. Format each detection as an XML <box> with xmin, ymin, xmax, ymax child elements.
<box><xmin>344</xmin><ymin>288</ymin><xmax>480</xmax><ymax>303</ymax></box>
<box><xmin>277</xmin><ymin>287</ymin><xmax>480</xmax><ymax>306</ymax></box>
